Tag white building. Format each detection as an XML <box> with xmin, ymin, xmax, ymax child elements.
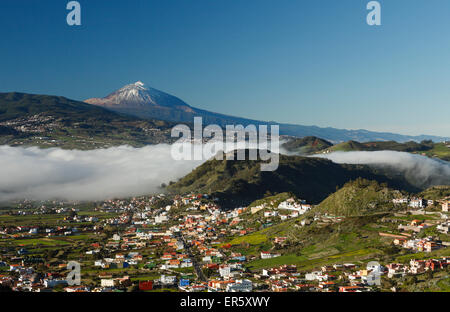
<box><xmin>219</xmin><ymin>266</ymin><xmax>231</xmax><ymax>278</ymax></box>
<box><xmin>101</xmin><ymin>279</ymin><xmax>115</xmax><ymax>287</ymax></box>
<box><xmin>260</xmin><ymin>252</ymin><xmax>280</xmax><ymax>259</ymax></box>
<box><xmin>305</xmin><ymin>271</ymin><xmax>322</xmax><ymax>281</ymax></box>
<box><xmin>155</xmin><ymin>214</ymin><xmax>168</xmax><ymax>224</ymax></box>
<box><xmin>226</xmin><ymin>279</ymin><xmax>253</xmax><ymax>292</ymax></box>
<box><xmin>160</xmin><ymin>275</ymin><xmax>177</xmax><ymax>285</ymax></box>
<box><xmin>409</xmin><ymin>199</ymin><xmax>426</xmax><ymax>209</ymax></box>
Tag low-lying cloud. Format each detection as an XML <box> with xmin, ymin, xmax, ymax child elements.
<box><xmin>0</xmin><ymin>145</ymin><xmax>204</xmax><ymax>202</ymax></box>
<box><xmin>1</xmin><ymin>145</ymin><xmax>448</xmax><ymax>202</ymax></box>
<box><xmin>315</xmin><ymin>151</ymin><xmax>450</xmax><ymax>189</ymax></box>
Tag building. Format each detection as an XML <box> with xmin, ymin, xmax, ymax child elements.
<box><xmin>442</xmin><ymin>201</ymin><xmax>449</xmax><ymax>212</ymax></box>
<box><xmin>409</xmin><ymin>198</ymin><xmax>426</xmax><ymax>209</ymax></box>
<box><xmin>100</xmin><ymin>279</ymin><xmax>115</xmax><ymax>287</ymax></box>
<box><xmin>219</xmin><ymin>266</ymin><xmax>231</xmax><ymax>278</ymax></box>
<box><xmin>139</xmin><ymin>281</ymin><xmax>153</xmax><ymax>291</ymax></box>
<box><xmin>160</xmin><ymin>275</ymin><xmax>177</xmax><ymax>285</ymax></box>
<box><xmin>260</xmin><ymin>251</ymin><xmax>281</xmax><ymax>259</ymax></box>
<box><xmin>226</xmin><ymin>279</ymin><xmax>253</xmax><ymax>292</ymax></box>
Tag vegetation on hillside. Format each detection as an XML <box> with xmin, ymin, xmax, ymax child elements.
<box><xmin>315</xmin><ymin>179</ymin><xmax>402</xmax><ymax>216</ymax></box>
<box><xmin>323</xmin><ymin>140</ymin><xmax>450</xmax><ymax>161</ymax></box>
<box><xmin>168</xmin><ymin>150</ymin><xmax>417</xmax><ymax>207</ymax></box>
<box><xmin>0</xmin><ymin>92</ymin><xmax>174</xmax><ymax>149</ymax></box>
<box><xmin>281</xmin><ymin>136</ymin><xmax>333</xmax><ymax>154</ymax></box>
<box><xmin>419</xmin><ymin>185</ymin><xmax>450</xmax><ymax>200</ymax></box>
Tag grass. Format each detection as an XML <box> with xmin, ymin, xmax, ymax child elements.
<box><xmin>130</xmin><ymin>274</ymin><xmax>160</xmax><ymax>282</ymax></box>
<box><xmin>394</xmin><ymin>248</ymin><xmax>450</xmax><ymax>263</ymax></box>
<box><xmin>226</xmin><ymin>233</ymin><xmax>269</xmax><ymax>246</ymax></box>
<box><xmin>7</xmin><ymin>238</ymin><xmax>71</xmax><ymax>246</ymax></box>
<box><xmin>246</xmin><ymin>248</ymin><xmax>380</xmax><ymax>271</ymax></box>
<box><xmin>435</xmin><ymin>277</ymin><xmax>450</xmax><ymax>292</ymax></box>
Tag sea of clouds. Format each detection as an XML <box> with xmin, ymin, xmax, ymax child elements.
<box><xmin>0</xmin><ymin>145</ymin><xmax>448</xmax><ymax>202</ymax></box>
<box><xmin>0</xmin><ymin>144</ymin><xmax>204</xmax><ymax>202</ymax></box>
<box><xmin>315</xmin><ymin>151</ymin><xmax>450</xmax><ymax>189</ymax></box>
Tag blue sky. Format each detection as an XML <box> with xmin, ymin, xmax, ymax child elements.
<box><xmin>0</xmin><ymin>0</ymin><xmax>449</xmax><ymax>136</ymax></box>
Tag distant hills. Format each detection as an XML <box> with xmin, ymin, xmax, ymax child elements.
<box><xmin>85</xmin><ymin>81</ymin><xmax>449</xmax><ymax>143</ymax></box>
<box><xmin>282</xmin><ymin>136</ymin><xmax>450</xmax><ymax>161</ymax></box>
<box><xmin>167</xmin><ymin>150</ymin><xmax>418</xmax><ymax>207</ymax></box>
<box><xmin>0</xmin><ymin>92</ymin><xmax>174</xmax><ymax>149</ymax></box>
<box><xmin>1</xmin><ymin>87</ymin><xmax>449</xmax><ymax>158</ymax></box>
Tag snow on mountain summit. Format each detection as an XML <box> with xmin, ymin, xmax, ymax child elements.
<box><xmin>85</xmin><ymin>81</ymin><xmax>193</xmax><ymax>111</ymax></box>
<box><xmin>106</xmin><ymin>81</ymin><xmax>157</xmax><ymax>105</ymax></box>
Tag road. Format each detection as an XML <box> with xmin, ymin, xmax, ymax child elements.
<box><xmin>177</xmin><ymin>233</ymin><xmax>207</xmax><ymax>282</ymax></box>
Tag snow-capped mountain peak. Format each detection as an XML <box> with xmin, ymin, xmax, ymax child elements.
<box><xmin>85</xmin><ymin>81</ymin><xmax>194</xmax><ymax>111</ymax></box>
<box><xmin>107</xmin><ymin>81</ymin><xmax>155</xmax><ymax>105</ymax></box>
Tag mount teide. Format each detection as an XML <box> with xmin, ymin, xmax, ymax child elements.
<box><xmin>85</xmin><ymin>81</ymin><xmax>449</xmax><ymax>143</ymax></box>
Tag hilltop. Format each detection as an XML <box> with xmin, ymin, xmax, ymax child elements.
<box><xmin>0</xmin><ymin>92</ymin><xmax>174</xmax><ymax>149</ymax></box>
<box><xmin>281</xmin><ymin>136</ymin><xmax>333</xmax><ymax>154</ymax></box>
<box><xmin>167</xmin><ymin>150</ymin><xmax>417</xmax><ymax>207</ymax></box>
<box><xmin>315</xmin><ymin>179</ymin><xmax>402</xmax><ymax>216</ymax></box>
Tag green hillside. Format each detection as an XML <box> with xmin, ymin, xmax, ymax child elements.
<box><xmin>281</xmin><ymin>136</ymin><xmax>333</xmax><ymax>154</ymax></box>
<box><xmin>0</xmin><ymin>92</ymin><xmax>173</xmax><ymax>149</ymax></box>
<box><xmin>324</xmin><ymin>139</ymin><xmax>450</xmax><ymax>161</ymax></box>
<box><xmin>315</xmin><ymin>179</ymin><xmax>402</xmax><ymax>216</ymax></box>
<box><xmin>225</xmin><ymin>212</ymin><xmax>393</xmax><ymax>271</ymax></box>
<box><xmin>419</xmin><ymin>185</ymin><xmax>450</xmax><ymax>200</ymax></box>
<box><xmin>168</xmin><ymin>150</ymin><xmax>417</xmax><ymax>207</ymax></box>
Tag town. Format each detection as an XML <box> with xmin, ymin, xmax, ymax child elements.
<box><xmin>0</xmin><ymin>190</ymin><xmax>449</xmax><ymax>292</ymax></box>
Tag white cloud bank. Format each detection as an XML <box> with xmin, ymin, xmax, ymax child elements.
<box><xmin>1</xmin><ymin>146</ymin><xmax>448</xmax><ymax>202</ymax></box>
<box><xmin>315</xmin><ymin>151</ymin><xmax>450</xmax><ymax>188</ymax></box>
<box><xmin>0</xmin><ymin>145</ymin><xmax>204</xmax><ymax>202</ymax></box>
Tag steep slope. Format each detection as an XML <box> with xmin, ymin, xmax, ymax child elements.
<box><xmin>167</xmin><ymin>150</ymin><xmax>418</xmax><ymax>207</ymax></box>
<box><xmin>225</xmin><ymin>213</ymin><xmax>393</xmax><ymax>271</ymax></box>
<box><xmin>419</xmin><ymin>185</ymin><xmax>450</xmax><ymax>200</ymax></box>
<box><xmin>0</xmin><ymin>92</ymin><xmax>174</xmax><ymax>149</ymax></box>
<box><xmin>315</xmin><ymin>179</ymin><xmax>402</xmax><ymax>216</ymax></box>
<box><xmin>85</xmin><ymin>82</ymin><xmax>449</xmax><ymax>143</ymax></box>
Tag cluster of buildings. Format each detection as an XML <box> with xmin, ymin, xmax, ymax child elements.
<box><xmin>386</xmin><ymin>257</ymin><xmax>449</xmax><ymax>278</ymax></box>
<box><xmin>0</xmin><ymin>190</ymin><xmax>448</xmax><ymax>292</ymax></box>
<box><xmin>393</xmin><ymin>197</ymin><xmax>450</xmax><ymax>212</ymax></box>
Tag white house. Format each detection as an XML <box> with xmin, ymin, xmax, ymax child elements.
<box><xmin>305</xmin><ymin>271</ymin><xmax>322</xmax><ymax>281</ymax></box>
<box><xmin>260</xmin><ymin>252</ymin><xmax>280</xmax><ymax>259</ymax></box>
<box><xmin>219</xmin><ymin>266</ymin><xmax>231</xmax><ymax>278</ymax></box>
<box><xmin>226</xmin><ymin>279</ymin><xmax>253</xmax><ymax>292</ymax></box>
<box><xmin>100</xmin><ymin>279</ymin><xmax>115</xmax><ymax>287</ymax></box>
<box><xmin>160</xmin><ymin>275</ymin><xmax>177</xmax><ymax>285</ymax></box>
<box><xmin>409</xmin><ymin>198</ymin><xmax>426</xmax><ymax>209</ymax></box>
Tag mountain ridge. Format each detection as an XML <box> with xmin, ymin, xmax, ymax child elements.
<box><xmin>84</xmin><ymin>81</ymin><xmax>449</xmax><ymax>143</ymax></box>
